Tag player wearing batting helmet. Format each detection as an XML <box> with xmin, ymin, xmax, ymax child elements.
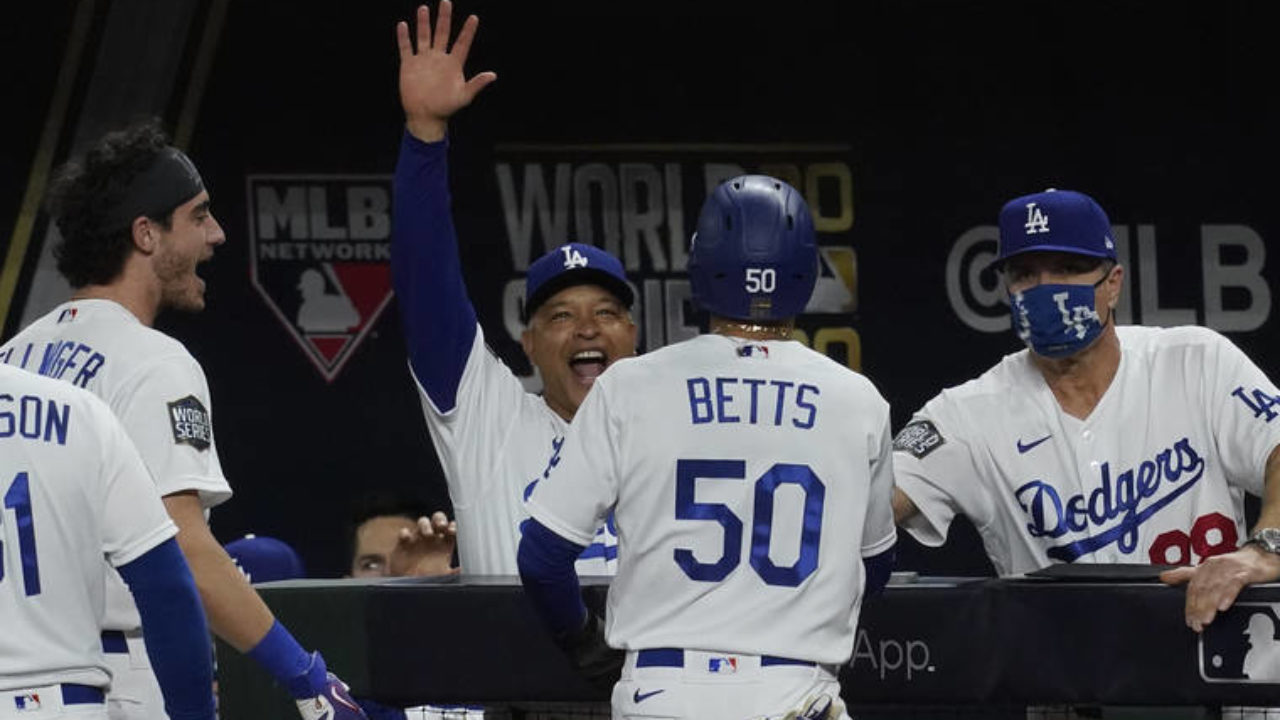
<box><xmin>892</xmin><ymin>188</ymin><xmax>1280</xmax><ymax>636</ymax></box>
<box><xmin>519</xmin><ymin>174</ymin><xmax>895</xmax><ymax>720</ymax></box>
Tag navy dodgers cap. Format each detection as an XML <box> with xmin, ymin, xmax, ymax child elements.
<box><xmin>224</xmin><ymin>534</ymin><xmax>305</xmax><ymax>583</ymax></box>
<box><xmin>995</xmin><ymin>189</ymin><xmax>1117</xmax><ymax>267</ymax></box>
<box><xmin>523</xmin><ymin>243</ymin><xmax>634</xmax><ymax>322</ymax></box>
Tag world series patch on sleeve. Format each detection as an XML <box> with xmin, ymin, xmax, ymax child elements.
<box><xmin>894</xmin><ymin>420</ymin><xmax>945</xmax><ymax>459</ymax></box>
<box><xmin>168</xmin><ymin>395</ymin><xmax>211</xmax><ymax>451</ymax></box>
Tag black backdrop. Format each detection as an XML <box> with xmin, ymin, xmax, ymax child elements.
<box><xmin>2</xmin><ymin>1</ymin><xmax>1277</xmax><ymax>577</ymax></box>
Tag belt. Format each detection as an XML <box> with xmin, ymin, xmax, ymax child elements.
<box><xmin>4</xmin><ymin>684</ymin><xmax>104</xmax><ymax>709</ymax></box>
<box><xmin>61</xmin><ymin>684</ymin><xmax>105</xmax><ymax>705</ymax></box>
<box><xmin>635</xmin><ymin>648</ymin><xmax>814</xmax><ymax>668</ymax></box>
<box><xmin>101</xmin><ymin>630</ymin><xmax>128</xmax><ymax>654</ymax></box>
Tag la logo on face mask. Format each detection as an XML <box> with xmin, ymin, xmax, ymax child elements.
<box><xmin>1052</xmin><ymin>291</ymin><xmax>1101</xmax><ymax>340</ymax></box>
<box><xmin>1024</xmin><ymin>202</ymin><xmax>1050</xmax><ymax>234</ymax></box>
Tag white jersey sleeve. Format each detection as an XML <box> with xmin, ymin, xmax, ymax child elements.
<box><xmin>862</xmin><ymin>417</ymin><xmax>898</xmax><ymax>558</ymax></box>
<box><xmin>415</xmin><ymin>327</ymin><xmax>531</xmax><ymax>507</ymax></box>
<box><xmin>525</xmin><ymin>372</ymin><xmax>620</xmax><ymax>546</ymax></box>
<box><xmin>892</xmin><ymin>398</ymin><xmax>991</xmax><ymax>547</ymax></box>
<box><xmin>1203</xmin><ymin>329</ymin><xmax>1280</xmax><ymax>494</ymax></box>
<box><xmin>0</xmin><ymin>368</ymin><xmax>175</xmax><ymax>691</ymax></box>
<box><xmin>96</xmin><ymin>398</ymin><xmax>181</xmax><ymax>567</ymax></box>
<box><xmin>113</xmin><ymin>353</ymin><xmax>229</xmax><ymax>508</ymax></box>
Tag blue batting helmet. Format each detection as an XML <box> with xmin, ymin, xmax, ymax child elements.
<box><xmin>688</xmin><ymin>175</ymin><xmax>817</xmax><ymax>321</ymax></box>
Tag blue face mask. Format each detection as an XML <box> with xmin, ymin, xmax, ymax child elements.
<box><xmin>1010</xmin><ymin>282</ymin><xmax>1107</xmax><ymax>358</ymax></box>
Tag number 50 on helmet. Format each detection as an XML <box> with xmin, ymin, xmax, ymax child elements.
<box><xmin>687</xmin><ymin>175</ymin><xmax>818</xmax><ymax>322</ymax></box>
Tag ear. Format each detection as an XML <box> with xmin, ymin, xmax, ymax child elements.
<box><xmin>520</xmin><ymin>325</ymin><xmax>535</xmax><ymax>360</ymax></box>
<box><xmin>1105</xmin><ymin>264</ymin><xmax>1125</xmax><ymax>309</ymax></box>
<box><xmin>130</xmin><ymin>216</ymin><xmax>157</xmax><ymax>254</ymax></box>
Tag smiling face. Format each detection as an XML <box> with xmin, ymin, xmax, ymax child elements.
<box><xmin>521</xmin><ymin>283</ymin><xmax>637</xmax><ymax>421</ymax></box>
<box><xmin>153</xmin><ymin>191</ymin><xmax>225</xmax><ymax>312</ymax></box>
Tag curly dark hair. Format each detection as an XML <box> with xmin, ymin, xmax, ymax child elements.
<box><xmin>45</xmin><ymin>118</ymin><xmax>176</xmax><ymax>288</ymax></box>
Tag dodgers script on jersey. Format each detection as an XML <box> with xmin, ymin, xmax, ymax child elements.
<box><xmin>0</xmin><ymin>365</ymin><xmax>176</xmax><ymax>691</ymax></box>
<box><xmin>895</xmin><ymin>325</ymin><xmax>1280</xmax><ymax>575</ymax></box>
<box><xmin>527</xmin><ymin>334</ymin><xmax>896</xmax><ymax>663</ymax></box>
<box><xmin>0</xmin><ymin>299</ymin><xmax>231</xmax><ymax>630</ymax></box>
<box><xmin>414</xmin><ymin>326</ymin><xmax>617</xmax><ymax>576</ymax></box>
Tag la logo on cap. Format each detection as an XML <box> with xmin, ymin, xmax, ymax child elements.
<box><xmin>560</xmin><ymin>245</ymin><xmax>589</xmax><ymax>269</ymax></box>
<box><xmin>1024</xmin><ymin>202</ymin><xmax>1050</xmax><ymax>235</ymax></box>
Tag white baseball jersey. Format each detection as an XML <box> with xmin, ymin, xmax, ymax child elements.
<box><xmin>0</xmin><ymin>298</ymin><xmax>231</xmax><ymax>629</ymax></box>
<box><xmin>528</xmin><ymin>334</ymin><xmax>896</xmax><ymax>664</ymax></box>
<box><xmin>895</xmin><ymin>325</ymin><xmax>1280</xmax><ymax>576</ymax></box>
<box><xmin>415</xmin><ymin>325</ymin><xmax>618</xmax><ymax>577</ymax></box>
<box><xmin>0</xmin><ymin>365</ymin><xmax>176</xmax><ymax>691</ymax></box>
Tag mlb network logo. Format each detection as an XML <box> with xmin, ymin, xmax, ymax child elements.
<box><xmin>1201</xmin><ymin>602</ymin><xmax>1280</xmax><ymax>683</ymax></box>
<box><xmin>246</xmin><ymin>175</ymin><xmax>395</xmax><ymax>381</ymax></box>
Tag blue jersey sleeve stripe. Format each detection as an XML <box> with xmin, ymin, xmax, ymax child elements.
<box><xmin>863</xmin><ymin>544</ymin><xmax>896</xmax><ymax>596</ymax></box>
<box><xmin>391</xmin><ymin>130</ymin><xmax>478</xmax><ymax>413</ymax></box>
<box><xmin>517</xmin><ymin>518</ymin><xmax>588</xmax><ymax>637</ymax></box>
<box><xmin>116</xmin><ymin>538</ymin><xmax>216</xmax><ymax>719</ymax></box>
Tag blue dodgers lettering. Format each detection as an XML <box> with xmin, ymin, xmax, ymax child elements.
<box><xmin>1015</xmin><ymin>437</ymin><xmax>1207</xmax><ymax>562</ymax></box>
<box><xmin>685</xmin><ymin>376</ymin><xmax>819</xmax><ymax>428</ymax></box>
<box><xmin>0</xmin><ymin>393</ymin><xmax>71</xmax><ymax>445</ymax></box>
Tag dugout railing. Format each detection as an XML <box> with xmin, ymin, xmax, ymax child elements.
<box><xmin>213</xmin><ymin>573</ymin><xmax>1280</xmax><ymax>718</ymax></box>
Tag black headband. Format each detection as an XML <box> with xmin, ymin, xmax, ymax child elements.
<box><xmin>101</xmin><ymin>146</ymin><xmax>205</xmax><ymax>232</ymax></box>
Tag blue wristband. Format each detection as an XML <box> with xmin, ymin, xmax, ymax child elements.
<box><xmin>246</xmin><ymin>621</ymin><xmax>323</xmax><ymax>699</ymax></box>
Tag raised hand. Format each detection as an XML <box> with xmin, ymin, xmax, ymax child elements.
<box><xmin>396</xmin><ymin>1</ymin><xmax>498</xmax><ymax>142</ymax></box>
<box><xmin>389</xmin><ymin>511</ymin><xmax>459</xmax><ymax>577</ymax></box>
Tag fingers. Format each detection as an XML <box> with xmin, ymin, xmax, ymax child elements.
<box><xmin>416</xmin><ymin>4</ymin><xmax>432</xmax><ymax>53</ymax></box>
<box><xmin>408</xmin><ymin>513</ymin><xmax>457</xmax><ymax>541</ymax></box>
<box><xmin>1179</xmin><ymin>559</ymin><xmax>1249</xmax><ymax>632</ymax></box>
<box><xmin>465</xmin><ymin>71</ymin><xmax>499</xmax><ymax>98</ymax></box>
<box><xmin>451</xmin><ymin>14</ymin><xmax>480</xmax><ymax>63</ymax></box>
<box><xmin>432</xmin><ymin>0</ymin><xmax>453</xmax><ymax>53</ymax></box>
<box><xmin>396</xmin><ymin>21</ymin><xmax>412</xmax><ymax>60</ymax></box>
<box><xmin>1159</xmin><ymin>566</ymin><xmax>1194</xmax><ymax>586</ymax></box>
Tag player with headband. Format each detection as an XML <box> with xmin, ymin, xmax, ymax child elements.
<box><xmin>1</xmin><ymin>121</ymin><xmax>366</xmax><ymax>720</ymax></box>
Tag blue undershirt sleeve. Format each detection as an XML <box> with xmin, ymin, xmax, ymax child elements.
<box><xmin>518</xmin><ymin>519</ymin><xmax>589</xmax><ymax>637</ymax></box>
<box><xmin>116</xmin><ymin>538</ymin><xmax>216</xmax><ymax>720</ymax></box>
<box><xmin>391</xmin><ymin>129</ymin><xmax>478</xmax><ymax>412</ymax></box>
<box><xmin>863</xmin><ymin>544</ymin><xmax>896</xmax><ymax>597</ymax></box>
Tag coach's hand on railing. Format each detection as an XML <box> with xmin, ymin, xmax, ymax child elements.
<box><xmin>1161</xmin><ymin>545</ymin><xmax>1280</xmax><ymax>632</ymax></box>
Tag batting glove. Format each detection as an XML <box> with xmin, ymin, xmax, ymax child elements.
<box><xmin>780</xmin><ymin>693</ymin><xmax>845</xmax><ymax>720</ymax></box>
<box><xmin>287</xmin><ymin>652</ymin><xmax>369</xmax><ymax>720</ymax></box>
<box><xmin>555</xmin><ymin>609</ymin><xmax>623</xmax><ymax>693</ymax></box>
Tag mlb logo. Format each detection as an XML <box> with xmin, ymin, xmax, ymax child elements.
<box><xmin>1201</xmin><ymin>602</ymin><xmax>1280</xmax><ymax>683</ymax></box>
<box><xmin>737</xmin><ymin>344</ymin><xmax>769</xmax><ymax>359</ymax></box>
<box><xmin>14</xmin><ymin>693</ymin><xmax>41</xmax><ymax>710</ymax></box>
<box><xmin>707</xmin><ymin>656</ymin><xmax>738</xmax><ymax>674</ymax></box>
<box><xmin>56</xmin><ymin>307</ymin><xmax>77</xmax><ymax>323</ymax></box>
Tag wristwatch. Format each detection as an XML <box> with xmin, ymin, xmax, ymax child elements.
<box><xmin>1244</xmin><ymin>527</ymin><xmax>1280</xmax><ymax>554</ymax></box>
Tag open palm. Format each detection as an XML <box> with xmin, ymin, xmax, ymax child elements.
<box><xmin>396</xmin><ymin>1</ymin><xmax>497</xmax><ymax>140</ymax></box>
